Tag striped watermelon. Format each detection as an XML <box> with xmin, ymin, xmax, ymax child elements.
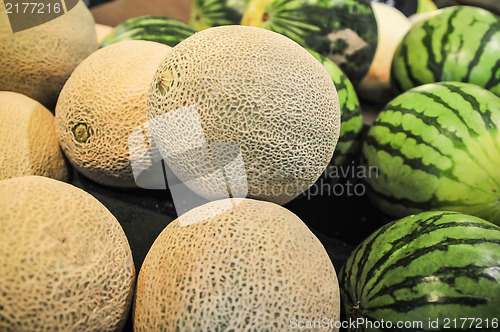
<box><xmin>362</xmin><ymin>82</ymin><xmax>500</xmax><ymax>225</ymax></box>
<box><xmin>391</xmin><ymin>6</ymin><xmax>500</xmax><ymax>97</ymax></box>
<box><xmin>189</xmin><ymin>0</ymin><xmax>249</xmax><ymax>31</ymax></box>
<box><xmin>308</xmin><ymin>49</ymin><xmax>363</xmax><ymax>168</ymax></box>
<box><xmin>241</xmin><ymin>0</ymin><xmax>378</xmax><ymax>84</ymax></box>
<box><xmin>99</xmin><ymin>16</ymin><xmax>196</xmax><ymax>48</ymax></box>
<box><xmin>339</xmin><ymin>211</ymin><xmax>500</xmax><ymax>331</ymax></box>
<box><xmin>434</xmin><ymin>0</ymin><xmax>500</xmax><ymax>16</ymax></box>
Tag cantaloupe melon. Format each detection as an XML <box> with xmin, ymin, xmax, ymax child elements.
<box><xmin>56</xmin><ymin>40</ymin><xmax>172</xmax><ymax>187</ymax></box>
<box><xmin>0</xmin><ymin>91</ymin><xmax>68</xmax><ymax>181</ymax></box>
<box><xmin>134</xmin><ymin>198</ymin><xmax>340</xmax><ymax>331</ymax></box>
<box><xmin>147</xmin><ymin>25</ymin><xmax>340</xmax><ymax>205</ymax></box>
<box><xmin>95</xmin><ymin>23</ymin><xmax>114</xmax><ymax>43</ymax></box>
<box><xmin>357</xmin><ymin>3</ymin><xmax>412</xmax><ymax>104</ymax></box>
<box><xmin>0</xmin><ymin>0</ymin><xmax>98</xmax><ymax>108</ymax></box>
<box><xmin>0</xmin><ymin>176</ymin><xmax>135</xmax><ymax>331</ymax></box>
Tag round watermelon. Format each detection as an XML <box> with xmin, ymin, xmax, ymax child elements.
<box><xmin>99</xmin><ymin>16</ymin><xmax>196</xmax><ymax>48</ymax></box>
<box><xmin>391</xmin><ymin>6</ymin><xmax>500</xmax><ymax>97</ymax></box>
<box><xmin>434</xmin><ymin>0</ymin><xmax>500</xmax><ymax>16</ymax></box>
<box><xmin>241</xmin><ymin>0</ymin><xmax>378</xmax><ymax>84</ymax></box>
<box><xmin>189</xmin><ymin>0</ymin><xmax>249</xmax><ymax>31</ymax></box>
<box><xmin>362</xmin><ymin>82</ymin><xmax>500</xmax><ymax>226</ymax></box>
<box><xmin>308</xmin><ymin>49</ymin><xmax>364</xmax><ymax>168</ymax></box>
<box><xmin>339</xmin><ymin>211</ymin><xmax>500</xmax><ymax>331</ymax></box>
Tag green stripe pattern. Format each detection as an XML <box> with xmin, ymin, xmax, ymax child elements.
<box><xmin>308</xmin><ymin>49</ymin><xmax>363</xmax><ymax>167</ymax></box>
<box><xmin>339</xmin><ymin>211</ymin><xmax>500</xmax><ymax>332</ymax></box>
<box><xmin>362</xmin><ymin>81</ymin><xmax>500</xmax><ymax>225</ymax></box>
<box><xmin>190</xmin><ymin>0</ymin><xmax>249</xmax><ymax>31</ymax></box>
<box><xmin>99</xmin><ymin>16</ymin><xmax>196</xmax><ymax>48</ymax></box>
<box><xmin>391</xmin><ymin>6</ymin><xmax>500</xmax><ymax>97</ymax></box>
<box><xmin>242</xmin><ymin>0</ymin><xmax>378</xmax><ymax>84</ymax></box>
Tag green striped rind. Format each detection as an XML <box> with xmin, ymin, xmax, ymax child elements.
<box><xmin>391</xmin><ymin>6</ymin><xmax>500</xmax><ymax>97</ymax></box>
<box><xmin>99</xmin><ymin>16</ymin><xmax>196</xmax><ymax>48</ymax></box>
<box><xmin>308</xmin><ymin>49</ymin><xmax>363</xmax><ymax>167</ymax></box>
<box><xmin>339</xmin><ymin>211</ymin><xmax>500</xmax><ymax>332</ymax></box>
<box><xmin>242</xmin><ymin>0</ymin><xmax>378</xmax><ymax>84</ymax></box>
<box><xmin>189</xmin><ymin>0</ymin><xmax>249</xmax><ymax>31</ymax></box>
<box><xmin>362</xmin><ymin>81</ymin><xmax>500</xmax><ymax>225</ymax></box>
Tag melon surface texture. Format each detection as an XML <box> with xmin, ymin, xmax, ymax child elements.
<box><xmin>134</xmin><ymin>198</ymin><xmax>340</xmax><ymax>331</ymax></box>
<box><xmin>0</xmin><ymin>0</ymin><xmax>97</xmax><ymax>108</ymax></box>
<box><xmin>339</xmin><ymin>211</ymin><xmax>500</xmax><ymax>331</ymax></box>
<box><xmin>147</xmin><ymin>25</ymin><xmax>340</xmax><ymax>205</ymax></box>
<box><xmin>362</xmin><ymin>82</ymin><xmax>500</xmax><ymax>225</ymax></box>
<box><xmin>391</xmin><ymin>5</ymin><xmax>500</xmax><ymax>97</ymax></box>
<box><xmin>56</xmin><ymin>40</ymin><xmax>172</xmax><ymax>188</ymax></box>
<box><xmin>0</xmin><ymin>92</ymin><xmax>68</xmax><ymax>181</ymax></box>
<box><xmin>0</xmin><ymin>176</ymin><xmax>135</xmax><ymax>331</ymax></box>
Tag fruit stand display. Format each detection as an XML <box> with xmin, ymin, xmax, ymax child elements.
<box><xmin>1</xmin><ymin>0</ymin><xmax>499</xmax><ymax>331</ymax></box>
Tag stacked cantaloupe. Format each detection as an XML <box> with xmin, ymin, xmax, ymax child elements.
<box><xmin>0</xmin><ymin>4</ymin><xmax>345</xmax><ymax>331</ymax></box>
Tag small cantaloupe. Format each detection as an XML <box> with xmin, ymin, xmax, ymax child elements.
<box><xmin>0</xmin><ymin>175</ymin><xmax>135</xmax><ymax>331</ymax></box>
<box><xmin>358</xmin><ymin>3</ymin><xmax>412</xmax><ymax>104</ymax></box>
<box><xmin>134</xmin><ymin>198</ymin><xmax>340</xmax><ymax>331</ymax></box>
<box><xmin>147</xmin><ymin>25</ymin><xmax>340</xmax><ymax>205</ymax></box>
<box><xmin>0</xmin><ymin>91</ymin><xmax>68</xmax><ymax>181</ymax></box>
<box><xmin>0</xmin><ymin>0</ymin><xmax>98</xmax><ymax>108</ymax></box>
<box><xmin>56</xmin><ymin>40</ymin><xmax>172</xmax><ymax>187</ymax></box>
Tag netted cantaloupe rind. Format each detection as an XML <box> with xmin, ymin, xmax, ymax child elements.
<box><xmin>0</xmin><ymin>91</ymin><xmax>69</xmax><ymax>181</ymax></box>
<box><xmin>56</xmin><ymin>40</ymin><xmax>172</xmax><ymax>187</ymax></box>
<box><xmin>147</xmin><ymin>25</ymin><xmax>340</xmax><ymax>205</ymax></box>
<box><xmin>134</xmin><ymin>198</ymin><xmax>340</xmax><ymax>331</ymax></box>
<box><xmin>0</xmin><ymin>0</ymin><xmax>97</xmax><ymax>108</ymax></box>
<box><xmin>0</xmin><ymin>176</ymin><xmax>135</xmax><ymax>331</ymax></box>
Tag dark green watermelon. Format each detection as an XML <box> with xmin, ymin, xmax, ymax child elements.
<box><xmin>391</xmin><ymin>6</ymin><xmax>500</xmax><ymax>97</ymax></box>
<box><xmin>362</xmin><ymin>82</ymin><xmax>500</xmax><ymax>226</ymax></box>
<box><xmin>339</xmin><ymin>211</ymin><xmax>500</xmax><ymax>331</ymax></box>
<box><xmin>241</xmin><ymin>0</ymin><xmax>378</xmax><ymax>84</ymax></box>
<box><xmin>99</xmin><ymin>16</ymin><xmax>196</xmax><ymax>48</ymax></box>
<box><xmin>308</xmin><ymin>49</ymin><xmax>363</xmax><ymax>168</ymax></box>
<box><xmin>189</xmin><ymin>0</ymin><xmax>249</xmax><ymax>31</ymax></box>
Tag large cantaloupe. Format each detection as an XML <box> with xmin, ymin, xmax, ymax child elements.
<box><xmin>56</xmin><ymin>40</ymin><xmax>172</xmax><ymax>187</ymax></box>
<box><xmin>147</xmin><ymin>25</ymin><xmax>340</xmax><ymax>205</ymax></box>
<box><xmin>0</xmin><ymin>176</ymin><xmax>135</xmax><ymax>331</ymax></box>
<box><xmin>134</xmin><ymin>198</ymin><xmax>340</xmax><ymax>331</ymax></box>
<box><xmin>0</xmin><ymin>91</ymin><xmax>68</xmax><ymax>181</ymax></box>
<box><xmin>0</xmin><ymin>0</ymin><xmax>98</xmax><ymax>108</ymax></box>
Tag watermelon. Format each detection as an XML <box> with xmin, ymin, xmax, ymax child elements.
<box><xmin>189</xmin><ymin>0</ymin><xmax>249</xmax><ymax>31</ymax></box>
<box><xmin>433</xmin><ymin>0</ymin><xmax>500</xmax><ymax>16</ymax></box>
<box><xmin>391</xmin><ymin>6</ymin><xmax>500</xmax><ymax>97</ymax></box>
<box><xmin>362</xmin><ymin>82</ymin><xmax>500</xmax><ymax>226</ymax></box>
<box><xmin>308</xmin><ymin>49</ymin><xmax>363</xmax><ymax>168</ymax></box>
<box><xmin>99</xmin><ymin>16</ymin><xmax>196</xmax><ymax>48</ymax></box>
<box><xmin>339</xmin><ymin>211</ymin><xmax>500</xmax><ymax>331</ymax></box>
<box><xmin>241</xmin><ymin>0</ymin><xmax>378</xmax><ymax>84</ymax></box>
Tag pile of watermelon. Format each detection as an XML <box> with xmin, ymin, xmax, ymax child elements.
<box><xmin>1</xmin><ymin>0</ymin><xmax>500</xmax><ymax>330</ymax></box>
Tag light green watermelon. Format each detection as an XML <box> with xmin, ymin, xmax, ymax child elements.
<box><xmin>99</xmin><ymin>16</ymin><xmax>196</xmax><ymax>48</ymax></box>
<box><xmin>339</xmin><ymin>211</ymin><xmax>500</xmax><ymax>331</ymax></box>
<box><xmin>189</xmin><ymin>0</ymin><xmax>249</xmax><ymax>31</ymax></box>
<box><xmin>308</xmin><ymin>49</ymin><xmax>363</xmax><ymax>168</ymax></box>
<box><xmin>241</xmin><ymin>0</ymin><xmax>378</xmax><ymax>84</ymax></box>
<box><xmin>362</xmin><ymin>81</ymin><xmax>500</xmax><ymax>225</ymax></box>
<box><xmin>391</xmin><ymin>6</ymin><xmax>500</xmax><ymax>97</ymax></box>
